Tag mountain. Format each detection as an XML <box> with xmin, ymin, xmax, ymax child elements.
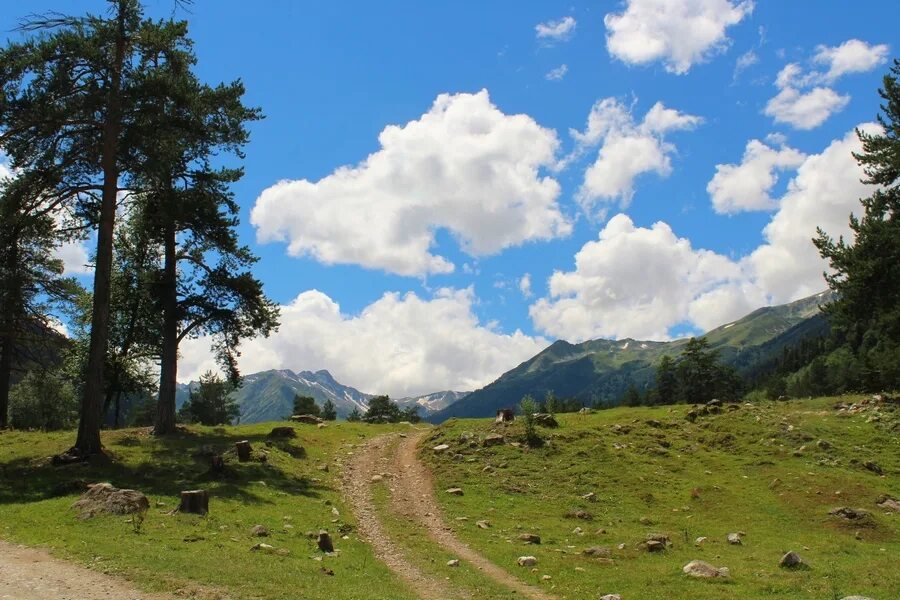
<box><xmin>176</xmin><ymin>369</ymin><xmax>468</xmax><ymax>424</ymax></box>
<box><xmin>428</xmin><ymin>291</ymin><xmax>832</xmax><ymax>422</ymax></box>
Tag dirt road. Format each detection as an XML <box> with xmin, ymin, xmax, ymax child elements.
<box><xmin>341</xmin><ymin>430</ymin><xmax>553</xmax><ymax>600</ymax></box>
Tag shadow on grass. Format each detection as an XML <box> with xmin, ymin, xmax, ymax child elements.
<box><xmin>0</xmin><ymin>428</ymin><xmax>322</xmax><ymax>506</ymax></box>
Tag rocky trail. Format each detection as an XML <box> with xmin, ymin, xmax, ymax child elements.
<box><xmin>0</xmin><ymin>540</ymin><xmax>171</xmax><ymax>600</ymax></box>
<box><xmin>341</xmin><ymin>430</ymin><xmax>554</xmax><ymax>600</ymax></box>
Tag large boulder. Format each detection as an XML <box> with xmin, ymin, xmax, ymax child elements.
<box><xmin>71</xmin><ymin>483</ymin><xmax>149</xmax><ymax>519</ymax></box>
<box><xmin>268</xmin><ymin>426</ymin><xmax>297</xmax><ymax>438</ymax></box>
<box><xmin>483</xmin><ymin>433</ymin><xmax>505</xmax><ymax>447</ymax></box>
<box><xmin>291</xmin><ymin>414</ymin><xmax>324</xmax><ymax>425</ymax></box>
<box><xmin>533</xmin><ymin>413</ymin><xmax>558</xmax><ymax>428</ymax></box>
<box><xmin>683</xmin><ymin>560</ymin><xmax>730</xmax><ymax>579</ymax></box>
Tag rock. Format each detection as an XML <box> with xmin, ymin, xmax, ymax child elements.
<box><xmin>839</xmin><ymin>597</ymin><xmax>875</xmax><ymax>600</ymax></box>
<box><xmin>483</xmin><ymin>433</ymin><xmax>505</xmax><ymax>447</ymax></box>
<box><xmin>317</xmin><ymin>464</ymin><xmax>329</xmax><ymax>472</ymax></box>
<box><xmin>683</xmin><ymin>560</ymin><xmax>730</xmax><ymax>579</ymax></box>
<box><xmin>816</xmin><ymin>439</ymin><xmax>831</xmax><ymax>450</ymax></box>
<box><xmin>476</xmin><ymin>520</ymin><xmax>491</xmax><ymax>529</ymax></box>
<box><xmin>371</xmin><ymin>474</ymin><xmax>384</xmax><ymax>483</ymax></box>
<box><xmin>573</xmin><ymin>526</ymin><xmax>584</xmax><ymax>535</ymax></box>
<box><xmin>71</xmin><ymin>483</ymin><xmax>150</xmax><ymax>519</ymax></box>
<box><xmin>267</xmin><ymin>426</ymin><xmax>297</xmax><ymax>438</ymax></box>
<box><xmin>727</xmin><ymin>532</ymin><xmax>743</xmax><ymax>545</ymax></box>
<box><xmin>695</xmin><ymin>536</ymin><xmax>708</xmax><ymax>545</ymax></box>
<box><xmin>291</xmin><ymin>414</ymin><xmax>324</xmax><ymax>425</ymax></box>
<box><xmin>829</xmin><ymin>507</ymin><xmax>871</xmax><ymax>520</ymax></box>
<box><xmin>516</xmin><ymin>556</ymin><xmax>538</xmax><ymax>567</ymax></box>
<box><xmin>646</xmin><ymin>419</ymin><xmax>663</xmax><ymax>428</ymax></box>
<box><xmin>541</xmin><ymin>575</ymin><xmax>552</xmax><ymax>581</ymax></box>
<box><xmin>317</xmin><ymin>531</ymin><xmax>334</xmax><ymax>553</ymax></box>
<box><xmin>639</xmin><ymin>516</ymin><xmax>654</xmax><ymax>525</ymax></box>
<box><xmin>533</xmin><ymin>413</ymin><xmax>559</xmax><ymax>427</ymax></box>
<box><xmin>646</xmin><ymin>533</ymin><xmax>670</xmax><ymax>545</ymax></box>
<box><xmin>518</xmin><ymin>533</ymin><xmax>541</xmax><ymax>544</ymax></box>
<box><xmin>582</xmin><ymin>546</ymin><xmax>612</xmax><ymax>558</ymax></box>
<box><xmin>566</xmin><ymin>509</ymin><xmax>593</xmax><ymax>520</ymax></box>
<box><xmin>581</xmin><ymin>492</ymin><xmax>597</xmax><ymax>502</ymax></box>
<box><xmin>433</xmin><ymin>444</ymin><xmax>450</xmax><ymax>453</ymax></box>
<box><xmin>600</xmin><ymin>595</ymin><xmax>622</xmax><ymax>600</ymax></box>
<box><xmin>446</xmin><ymin>487</ymin><xmax>464</xmax><ymax>496</ymax></box>
<box><xmin>250</xmin><ymin>543</ymin><xmax>275</xmax><ymax>553</ymax></box>
<box><xmin>876</xmin><ymin>495</ymin><xmax>900</xmax><ymax>511</ymax></box>
<box><xmin>447</xmin><ymin>559</ymin><xmax>460</xmax><ymax>567</ymax></box>
<box><xmin>250</xmin><ymin>524</ymin><xmax>269</xmax><ymax>537</ymax></box>
<box><xmin>646</xmin><ymin>540</ymin><xmax>666</xmax><ymax>552</ymax></box>
<box><xmin>863</xmin><ymin>461</ymin><xmax>884</xmax><ymax>475</ymax></box>
<box><xmin>779</xmin><ymin>551</ymin><xmax>806</xmax><ymax>569</ymax></box>
<box><xmin>578</xmin><ymin>407</ymin><xmax>593</xmax><ymax>414</ymax></box>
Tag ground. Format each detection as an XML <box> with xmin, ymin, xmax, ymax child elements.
<box><xmin>0</xmin><ymin>395</ymin><xmax>897</xmax><ymax>599</ymax></box>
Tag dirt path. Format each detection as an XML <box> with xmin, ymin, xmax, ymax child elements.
<box><xmin>342</xmin><ymin>430</ymin><xmax>553</xmax><ymax>600</ymax></box>
<box><xmin>0</xmin><ymin>540</ymin><xmax>171</xmax><ymax>600</ymax></box>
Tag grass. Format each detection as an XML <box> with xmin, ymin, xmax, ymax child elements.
<box><xmin>422</xmin><ymin>395</ymin><xmax>900</xmax><ymax>600</ymax></box>
<box><xmin>0</xmin><ymin>421</ymin><xmax>418</xmax><ymax>600</ymax></box>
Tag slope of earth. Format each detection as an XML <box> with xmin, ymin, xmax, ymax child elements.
<box><xmin>0</xmin><ymin>422</ymin><xmax>418</xmax><ymax>600</ymax></box>
<box><xmin>422</xmin><ymin>395</ymin><xmax>899</xmax><ymax>599</ymax></box>
<box><xmin>431</xmin><ymin>291</ymin><xmax>831</xmax><ymax>421</ymax></box>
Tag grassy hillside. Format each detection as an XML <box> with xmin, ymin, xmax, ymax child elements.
<box><xmin>0</xmin><ymin>422</ymin><xmax>416</xmax><ymax>600</ymax></box>
<box><xmin>422</xmin><ymin>395</ymin><xmax>899</xmax><ymax>599</ymax></box>
<box><xmin>432</xmin><ymin>292</ymin><xmax>831</xmax><ymax>420</ymax></box>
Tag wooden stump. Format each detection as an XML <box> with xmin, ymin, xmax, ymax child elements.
<box><xmin>317</xmin><ymin>530</ymin><xmax>334</xmax><ymax>553</ymax></box>
<box><xmin>208</xmin><ymin>454</ymin><xmax>226</xmax><ymax>478</ymax></box>
<box><xmin>179</xmin><ymin>490</ymin><xmax>209</xmax><ymax>515</ymax></box>
<box><xmin>235</xmin><ymin>440</ymin><xmax>252</xmax><ymax>462</ymax></box>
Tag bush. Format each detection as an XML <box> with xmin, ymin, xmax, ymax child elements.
<box><xmin>8</xmin><ymin>369</ymin><xmax>78</xmax><ymax>430</ymax></box>
<box><xmin>519</xmin><ymin>395</ymin><xmax>543</xmax><ymax>447</ymax></box>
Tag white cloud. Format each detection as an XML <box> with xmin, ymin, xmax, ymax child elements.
<box><xmin>707</xmin><ymin>139</ymin><xmax>806</xmax><ymax>213</ymax></box>
<box><xmin>814</xmin><ymin>39</ymin><xmax>890</xmax><ymax>83</ymax></box>
<box><xmin>179</xmin><ymin>287</ymin><xmax>547</xmax><ymax>398</ymax></box>
<box><xmin>535</xmin><ymin>16</ymin><xmax>576</xmax><ymax>42</ymax></box>
<box><xmin>518</xmin><ymin>273</ymin><xmax>533</xmax><ymax>298</ymax></box>
<box><xmin>733</xmin><ymin>49</ymin><xmax>758</xmax><ymax>78</ymax></box>
<box><xmin>572</xmin><ymin>98</ymin><xmax>701</xmax><ymax>213</ymax></box>
<box><xmin>764</xmin><ymin>84</ymin><xmax>849</xmax><ymax>130</ymax></box>
<box><xmin>529</xmin><ymin>214</ymin><xmax>749</xmax><ymax>341</ymax></box>
<box><xmin>604</xmin><ymin>0</ymin><xmax>755</xmax><ymax>74</ymax></box>
<box><xmin>251</xmin><ymin>90</ymin><xmax>570</xmax><ymax>277</ymax></box>
<box><xmin>545</xmin><ymin>64</ymin><xmax>568</xmax><ymax>81</ymax></box>
<box><xmin>56</xmin><ymin>239</ymin><xmax>92</xmax><ymax>275</ymax></box>
<box><xmin>530</xmin><ymin>125</ymin><xmax>877</xmax><ymax>341</ymax></box>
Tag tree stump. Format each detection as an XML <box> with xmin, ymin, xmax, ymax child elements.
<box><xmin>208</xmin><ymin>454</ymin><xmax>226</xmax><ymax>478</ymax></box>
<box><xmin>235</xmin><ymin>440</ymin><xmax>252</xmax><ymax>462</ymax></box>
<box><xmin>179</xmin><ymin>490</ymin><xmax>209</xmax><ymax>515</ymax></box>
<box><xmin>317</xmin><ymin>530</ymin><xmax>334</xmax><ymax>552</ymax></box>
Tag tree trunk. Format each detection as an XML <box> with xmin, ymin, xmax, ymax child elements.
<box><xmin>235</xmin><ymin>440</ymin><xmax>252</xmax><ymax>462</ymax></box>
<box><xmin>155</xmin><ymin>216</ymin><xmax>178</xmax><ymax>435</ymax></box>
<box><xmin>74</xmin><ymin>4</ymin><xmax>127</xmax><ymax>457</ymax></box>
<box><xmin>0</xmin><ymin>330</ymin><xmax>12</xmax><ymax>430</ymax></box>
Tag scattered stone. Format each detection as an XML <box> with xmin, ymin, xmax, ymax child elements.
<box><xmin>541</xmin><ymin>575</ymin><xmax>552</xmax><ymax>581</ymax></box>
<box><xmin>581</xmin><ymin>492</ymin><xmax>597</xmax><ymax>502</ymax></box>
<box><xmin>573</xmin><ymin>526</ymin><xmax>584</xmax><ymax>535</ymax></box>
<box><xmin>433</xmin><ymin>444</ymin><xmax>450</xmax><ymax>453</ymax></box>
<box><xmin>839</xmin><ymin>597</ymin><xmax>875</xmax><ymax>600</ymax></box>
<box><xmin>727</xmin><ymin>532</ymin><xmax>743</xmax><ymax>545</ymax></box>
<box><xmin>566</xmin><ymin>509</ymin><xmax>593</xmax><ymax>520</ymax></box>
<box><xmin>71</xmin><ymin>483</ymin><xmax>150</xmax><ymax>519</ymax></box>
<box><xmin>250</xmin><ymin>524</ymin><xmax>269</xmax><ymax>537</ymax></box>
<box><xmin>447</xmin><ymin>559</ymin><xmax>460</xmax><ymax>567</ymax></box>
<box><xmin>695</xmin><ymin>536</ymin><xmax>708</xmax><ymax>545</ymax></box>
<box><xmin>317</xmin><ymin>464</ymin><xmax>329</xmax><ymax>472</ymax></box>
<box><xmin>600</xmin><ymin>595</ymin><xmax>622</xmax><ymax>600</ymax></box>
<box><xmin>582</xmin><ymin>546</ymin><xmax>612</xmax><ymax>558</ymax></box>
<box><xmin>518</xmin><ymin>533</ymin><xmax>541</xmax><ymax>544</ymax></box>
<box><xmin>517</xmin><ymin>556</ymin><xmax>538</xmax><ymax>567</ymax></box>
<box><xmin>267</xmin><ymin>426</ymin><xmax>297</xmax><ymax>438</ymax></box>
<box><xmin>483</xmin><ymin>433</ymin><xmax>505</xmax><ymax>447</ymax></box>
<box><xmin>646</xmin><ymin>533</ymin><xmax>670</xmax><ymax>545</ymax></box>
<box><xmin>683</xmin><ymin>560</ymin><xmax>730</xmax><ymax>579</ymax></box>
<box><xmin>250</xmin><ymin>543</ymin><xmax>275</xmax><ymax>553</ymax></box>
<box><xmin>317</xmin><ymin>531</ymin><xmax>334</xmax><ymax>553</ymax></box>
<box><xmin>533</xmin><ymin>413</ymin><xmax>559</xmax><ymax>428</ymax></box>
<box><xmin>769</xmin><ymin>478</ymin><xmax>782</xmax><ymax>489</ymax></box>
<box><xmin>779</xmin><ymin>551</ymin><xmax>806</xmax><ymax>569</ymax></box>
<box><xmin>371</xmin><ymin>474</ymin><xmax>384</xmax><ymax>483</ymax></box>
<box><xmin>863</xmin><ymin>461</ymin><xmax>884</xmax><ymax>475</ymax></box>
<box><xmin>646</xmin><ymin>540</ymin><xmax>666</xmax><ymax>552</ymax></box>
<box><xmin>816</xmin><ymin>439</ymin><xmax>831</xmax><ymax>450</ymax></box>
<box><xmin>876</xmin><ymin>495</ymin><xmax>900</xmax><ymax>511</ymax></box>
<box><xmin>291</xmin><ymin>414</ymin><xmax>324</xmax><ymax>425</ymax></box>
<box><xmin>829</xmin><ymin>507</ymin><xmax>871</xmax><ymax>520</ymax></box>
<box><xmin>446</xmin><ymin>487</ymin><xmax>464</xmax><ymax>496</ymax></box>
<box><xmin>476</xmin><ymin>520</ymin><xmax>491</xmax><ymax>529</ymax></box>
<box><xmin>646</xmin><ymin>419</ymin><xmax>663</xmax><ymax>428</ymax></box>
<box><xmin>639</xmin><ymin>516</ymin><xmax>654</xmax><ymax>525</ymax></box>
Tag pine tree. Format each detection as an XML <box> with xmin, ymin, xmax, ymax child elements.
<box><xmin>292</xmin><ymin>395</ymin><xmax>321</xmax><ymax>417</ymax></box>
<box><xmin>654</xmin><ymin>355</ymin><xmax>677</xmax><ymax>405</ymax></box>
<box><xmin>321</xmin><ymin>399</ymin><xmax>337</xmax><ymax>421</ymax></box>
<box><xmin>177</xmin><ymin>370</ymin><xmax>238</xmax><ymax>426</ymax></box>
<box><xmin>815</xmin><ymin>59</ymin><xmax>900</xmax><ymax>391</ymax></box>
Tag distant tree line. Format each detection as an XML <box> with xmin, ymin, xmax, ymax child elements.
<box><xmin>346</xmin><ymin>395</ymin><xmax>422</xmax><ymax>424</ymax></box>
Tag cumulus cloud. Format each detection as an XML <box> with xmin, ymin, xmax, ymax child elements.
<box><xmin>733</xmin><ymin>49</ymin><xmax>758</xmax><ymax>79</ymax></box>
<box><xmin>604</xmin><ymin>0</ymin><xmax>755</xmax><ymax>74</ymax></box>
<box><xmin>251</xmin><ymin>90</ymin><xmax>570</xmax><ymax>277</ymax></box>
<box><xmin>56</xmin><ymin>239</ymin><xmax>92</xmax><ymax>275</ymax></box>
<box><xmin>572</xmin><ymin>98</ymin><xmax>701</xmax><ymax>214</ymax></box>
<box><xmin>535</xmin><ymin>16</ymin><xmax>576</xmax><ymax>42</ymax></box>
<box><xmin>764</xmin><ymin>39</ymin><xmax>888</xmax><ymax>130</ymax></box>
<box><xmin>707</xmin><ymin>139</ymin><xmax>806</xmax><ymax>213</ymax></box>
<box><xmin>530</xmin><ymin>125</ymin><xmax>876</xmax><ymax>341</ymax></box>
<box><xmin>814</xmin><ymin>39</ymin><xmax>890</xmax><ymax>83</ymax></box>
<box><xmin>545</xmin><ymin>64</ymin><xmax>568</xmax><ymax>81</ymax></box>
<box><xmin>518</xmin><ymin>273</ymin><xmax>533</xmax><ymax>298</ymax></box>
<box><xmin>179</xmin><ymin>287</ymin><xmax>547</xmax><ymax>397</ymax></box>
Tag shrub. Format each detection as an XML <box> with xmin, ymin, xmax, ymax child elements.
<box><xmin>8</xmin><ymin>369</ymin><xmax>78</xmax><ymax>430</ymax></box>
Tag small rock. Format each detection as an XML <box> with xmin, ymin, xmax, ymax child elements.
<box><xmin>829</xmin><ymin>507</ymin><xmax>871</xmax><ymax>520</ymax></box>
<box><xmin>726</xmin><ymin>532</ymin><xmax>743</xmax><ymax>545</ymax></box>
<box><xmin>863</xmin><ymin>461</ymin><xmax>883</xmax><ymax>475</ymax></box>
<box><xmin>433</xmin><ymin>444</ymin><xmax>450</xmax><ymax>453</ymax></box>
<box><xmin>617</xmin><ymin>543</ymin><xmax>626</xmax><ymax>550</ymax></box>
<box><xmin>582</xmin><ymin>546</ymin><xmax>612</xmax><ymax>558</ymax></box>
<box><xmin>876</xmin><ymin>495</ymin><xmax>900</xmax><ymax>512</ymax></box>
<box><xmin>695</xmin><ymin>536</ymin><xmax>708</xmax><ymax>545</ymax></box>
<box><xmin>517</xmin><ymin>556</ymin><xmax>538</xmax><ymax>567</ymax></box>
<box><xmin>646</xmin><ymin>540</ymin><xmax>666</xmax><ymax>552</ymax></box>
<box><xmin>581</xmin><ymin>492</ymin><xmax>597</xmax><ymax>502</ymax></box>
<box><xmin>447</xmin><ymin>559</ymin><xmax>460</xmax><ymax>567</ymax></box>
<box><xmin>483</xmin><ymin>433</ymin><xmax>505</xmax><ymax>447</ymax></box>
<box><xmin>518</xmin><ymin>533</ymin><xmax>541</xmax><ymax>544</ymax></box>
<box><xmin>250</xmin><ymin>543</ymin><xmax>275</xmax><ymax>553</ymax></box>
<box><xmin>250</xmin><ymin>524</ymin><xmax>269</xmax><ymax>537</ymax></box>
<box><xmin>600</xmin><ymin>595</ymin><xmax>622</xmax><ymax>600</ymax></box>
<box><xmin>317</xmin><ymin>464</ymin><xmax>329</xmax><ymax>472</ymax></box>
<box><xmin>446</xmin><ymin>487</ymin><xmax>464</xmax><ymax>496</ymax></box>
<box><xmin>639</xmin><ymin>516</ymin><xmax>654</xmax><ymax>525</ymax></box>
<box><xmin>541</xmin><ymin>575</ymin><xmax>552</xmax><ymax>581</ymax></box>
<box><xmin>476</xmin><ymin>520</ymin><xmax>491</xmax><ymax>529</ymax></box>
<box><xmin>683</xmin><ymin>560</ymin><xmax>730</xmax><ymax>578</ymax></box>
<box><xmin>371</xmin><ymin>475</ymin><xmax>384</xmax><ymax>483</ymax></box>
<box><xmin>816</xmin><ymin>439</ymin><xmax>831</xmax><ymax>450</ymax></box>
<box><xmin>839</xmin><ymin>597</ymin><xmax>875</xmax><ymax>600</ymax></box>
<box><xmin>573</xmin><ymin>526</ymin><xmax>584</xmax><ymax>535</ymax></box>
<box><xmin>779</xmin><ymin>551</ymin><xmax>806</xmax><ymax>569</ymax></box>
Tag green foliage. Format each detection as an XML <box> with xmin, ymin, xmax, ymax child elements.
<box><xmin>346</xmin><ymin>407</ymin><xmax>362</xmax><ymax>422</ymax></box>
<box><xmin>544</xmin><ymin>390</ymin><xmax>558</xmax><ymax>415</ymax></box>
<box><xmin>518</xmin><ymin>394</ymin><xmax>542</xmax><ymax>447</ymax></box>
<box><xmin>655</xmin><ymin>354</ymin><xmax>677</xmax><ymax>404</ymax></box>
<box><xmin>177</xmin><ymin>371</ymin><xmax>238</xmax><ymax>426</ymax></box>
<box><xmin>621</xmin><ymin>384</ymin><xmax>643</xmax><ymax>406</ymax></box>
<box><xmin>814</xmin><ymin>59</ymin><xmax>900</xmax><ymax>392</ymax></box>
<box><xmin>321</xmin><ymin>399</ymin><xmax>337</xmax><ymax>421</ymax></box>
<box><xmin>363</xmin><ymin>395</ymin><xmax>418</xmax><ymax>423</ymax></box>
<box><xmin>292</xmin><ymin>394</ymin><xmax>321</xmax><ymax>417</ymax></box>
<box><xmin>8</xmin><ymin>370</ymin><xmax>77</xmax><ymax>430</ymax></box>
<box><xmin>652</xmin><ymin>337</ymin><xmax>743</xmax><ymax>404</ymax></box>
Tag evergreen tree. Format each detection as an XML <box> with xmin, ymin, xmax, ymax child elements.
<box><xmin>364</xmin><ymin>395</ymin><xmax>401</xmax><ymax>423</ymax></box>
<box><xmin>815</xmin><ymin>59</ymin><xmax>900</xmax><ymax>391</ymax></box>
<box><xmin>321</xmin><ymin>399</ymin><xmax>337</xmax><ymax>421</ymax></box>
<box><xmin>292</xmin><ymin>395</ymin><xmax>321</xmax><ymax>417</ymax></box>
<box><xmin>346</xmin><ymin>407</ymin><xmax>362</xmax><ymax>422</ymax></box>
<box><xmin>177</xmin><ymin>370</ymin><xmax>238</xmax><ymax>426</ymax></box>
<box><xmin>654</xmin><ymin>355</ymin><xmax>678</xmax><ymax>405</ymax></box>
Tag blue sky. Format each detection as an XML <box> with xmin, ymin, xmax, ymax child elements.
<box><xmin>1</xmin><ymin>1</ymin><xmax>895</xmax><ymax>396</ymax></box>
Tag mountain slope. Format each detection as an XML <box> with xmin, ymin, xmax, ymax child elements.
<box><xmin>429</xmin><ymin>291</ymin><xmax>832</xmax><ymax>421</ymax></box>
